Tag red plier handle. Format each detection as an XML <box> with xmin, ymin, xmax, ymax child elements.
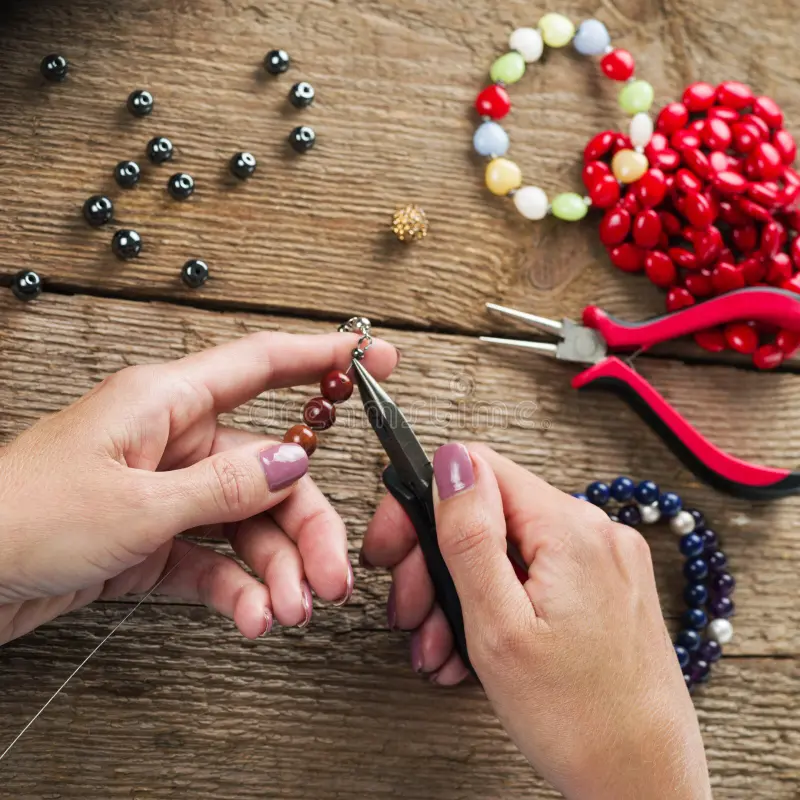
<box><xmin>575</xmin><ymin>288</ymin><xmax>800</xmax><ymax>501</ymax></box>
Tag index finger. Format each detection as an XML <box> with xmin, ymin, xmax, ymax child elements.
<box><xmin>165</xmin><ymin>330</ymin><xmax>399</xmax><ymax>412</ymax></box>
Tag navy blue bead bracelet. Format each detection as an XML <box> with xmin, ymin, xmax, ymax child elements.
<box><xmin>575</xmin><ymin>478</ymin><xmax>735</xmax><ymax>693</ymax></box>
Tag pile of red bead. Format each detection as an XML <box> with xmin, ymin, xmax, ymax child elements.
<box><xmin>584</xmin><ymin>81</ymin><xmax>800</xmax><ymax>369</ymax></box>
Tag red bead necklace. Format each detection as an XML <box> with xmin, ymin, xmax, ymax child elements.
<box><xmin>584</xmin><ymin>81</ymin><xmax>800</xmax><ymax>368</ymax></box>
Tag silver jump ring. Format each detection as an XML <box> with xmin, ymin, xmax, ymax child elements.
<box><xmin>339</xmin><ymin>317</ymin><xmax>373</xmax><ymax>360</ymax></box>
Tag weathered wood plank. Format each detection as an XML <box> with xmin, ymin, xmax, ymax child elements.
<box><xmin>1</xmin><ymin>0</ymin><xmax>799</xmax><ymax>333</ymax></box>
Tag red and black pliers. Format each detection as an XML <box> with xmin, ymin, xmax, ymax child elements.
<box><xmin>483</xmin><ymin>287</ymin><xmax>800</xmax><ymax>501</ymax></box>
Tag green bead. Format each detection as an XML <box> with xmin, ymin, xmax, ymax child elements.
<box><xmin>618</xmin><ymin>80</ymin><xmax>655</xmax><ymax>115</ymax></box>
<box><xmin>551</xmin><ymin>192</ymin><xmax>588</xmax><ymax>221</ymax></box>
<box><xmin>490</xmin><ymin>52</ymin><xmax>526</xmax><ymax>85</ymax></box>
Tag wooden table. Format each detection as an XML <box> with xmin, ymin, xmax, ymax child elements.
<box><xmin>1</xmin><ymin>0</ymin><xmax>799</xmax><ymax>796</ymax></box>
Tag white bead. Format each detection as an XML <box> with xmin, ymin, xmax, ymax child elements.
<box><xmin>639</xmin><ymin>503</ymin><xmax>661</xmax><ymax>524</ymax></box>
<box><xmin>509</xmin><ymin>27</ymin><xmax>544</xmax><ymax>63</ymax></box>
<box><xmin>707</xmin><ymin>618</ymin><xmax>734</xmax><ymax>645</ymax></box>
<box><xmin>514</xmin><ymin>186</ymin><xmax>549</xmax><ymax>220</ymax></box>
<box><xmin>670</xmin><ymin>510</ymin><xmax>697</xmax><ymax>536</ymax></box>
<box><xmin>629</xmin><ymin>112</ymin><xmax>654</xmax><ymax>149</ymax></box>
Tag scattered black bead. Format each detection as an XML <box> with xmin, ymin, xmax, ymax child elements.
<box><xmin>127</xmin><ymin>89</ymin><xmax>154</xmax><ymax>117</ymax></box>
<box><xmin>181</xmin><ymin>259</ymin><xmax>210</xmax><ymax>288</ymax></box>
<box><xmin>264</xmin><ymin>49</ymin><xmax>290</xmax><ymax>75</ymax></box>
<box><xmin>146</xmin><ymin>136</ymin><xmax>174</xmax><ymax>164</ymax></box>
<box><xmin>167</xmin><ymin>172</ymin><xmax>195</xmax><ymax>200</ymax></box>
<box><xmin>114</xmin><ymin>160</ymin><xmax>141</xmax><ymax>189</ymax></box>
<box><xmin>11</xmin><ymin>270</ymin><xmax>42</xmax><ymax>301</ymax></box>
<box><xmin>111</xmin><ymin>229</ymin><xmax>142</xmax><ymax>260</ymax></box>
<box><xmin>83</xmin><ymin>195</ymin><xmax>114</xmax><ymax>227</ymax></box>
<box><xmin>40</xmin><ymin>54</ymin><xmax>68</xmax><ymax>82</ymax></box>
<box><xmin>289</xmin><ymin>81</ymin><xmax>315</xmax><ymax>108</ymax></box>
<box><xmin>230</xmin><ymin>151</ymin><xmax>257</xmax><ymax>179</ymax></box>
<box><xmin>288</xmin><ymin>125</ymin><xmax>316</xmax><ymax>153</ymax></box>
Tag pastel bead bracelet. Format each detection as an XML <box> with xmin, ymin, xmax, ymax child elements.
<box><xmin>574</xmin><ymin>478</ymin><xmax>734</xmax><ymax>693</ymax></box>
<box><xmin>473</xmin><ymin>14</ymin><xmax>655</xmax><ymax>222</ymax></box>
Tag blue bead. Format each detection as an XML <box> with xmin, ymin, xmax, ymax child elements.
<box><xmin>617</xmin><ymin>504</ymin><xmax>641</xmax><ymax>526</ymax></box>
<box><xmin>700</xmin><ymin>528</ymin><xmax>718</xmax><ymax>552</ymax></box>
<box><xmin>572</xmin><ymin>492</ymin><xmax>589</xmax><ymax>501</ymax></box>
<box><xmin>586</xmin><ymin>481</ymin><xmax>610</xmax><ymax>506</ymax></box>
<box><xmin>688</xmin><ymin>509</ymin><xmax>705</xmax><ymax>529</ymax></box>
<box><xmin>708</xmin><ymin>550</ymin><xmax>728</xmax><ymax>572</ymax></box>
<box><xmin>610</xmin><ymin>476</ymin><xmax>635</xmax><ymax>501</ymax></box>
<box><xmin>572</xmin><ymin>19</ymin><xmax>610</xmax><ymax>56</ymax></box>
<box><xmin>677</xmin><ymin>629</ymin><xmax>701</xmax><ymax>652</ymax></box>
<box><xmin>658</xmin><ymin>491</ymin><xmax>682</xmax><ymax>517</ymax></box>
<box><xmin>674</xmin><ymin>645</ymin><xmax>690</xmax><ymax>670</ymax></box>
<box><xmin>699</xmin><ymin>640</ymin><xmax>722</xmax><ymax>663</ymax></box>
<box><xmin>684</xmin><ymin>583</ymin><xmax>709</xmax><ymax>607</ymax></box>
<box><xmin>633</xmin><ymin>479</ymin><xmax>659</xmax><ymax>504</ymax></box>
<box><xmin>679</xmin><ymin>532</ymin><xmax>704</xmax><ymax>557</ymax></box>
<box><xmin>683</xmin><ymin>608</ymin><xmax>708</xmax><ymax>630</ymax></box>
<box><xmin>683</xmin><ymin>557</ymin><xmax>709</xmax><ymax>581</ymax></box>
<box><xmin>473</xmin><ymin>121</ymin><xmax>509</xmax><ymax>157</ymax></box>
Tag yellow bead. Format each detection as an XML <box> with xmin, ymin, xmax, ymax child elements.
<box><xmin>611</xmin><ymin>149</ymin><xmax>649</xmax><ymax>184</ymax></box>
<box><xmin>538</xmin><ymin>13</ymin><xmax>575</xmax><ymax>48</ymax></box>
<box><xmin>485</xmin><ymin>158</ymin><xmax>522</xmax><ymax>196</ymax></box>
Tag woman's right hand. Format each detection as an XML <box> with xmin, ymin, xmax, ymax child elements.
<box><xmin>362</xmin><ymin>443</ymin><xmax>712</xmax><ymax>800</ymax></box>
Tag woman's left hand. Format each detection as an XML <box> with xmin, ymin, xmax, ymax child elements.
<box><xmin>0</xmin><ymin>331</ymin><xmax>398</xmax><ymax>644</ymax></box>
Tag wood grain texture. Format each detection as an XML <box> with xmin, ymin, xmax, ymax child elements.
<box><xmin>0</xmin><ymin>0</ymin><xmax>799</xmax><ymax>334</ymax></box>
<box><xmin>0</xmin><ymin>292</ymin><xmax>799</xmax><ymax>798</ymax></box>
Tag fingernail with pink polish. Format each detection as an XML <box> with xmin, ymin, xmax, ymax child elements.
<box><xmin>259</xmin><ymin>443</ymin><xmax>308</xmax><ymax>492</ymax></box>
<box><xmin>433</xmin><ymin>443</ymin><xmax>475</xmax><ymax>500</ymax></box>
<box><xmin>387</xmin><ymin>584</ymin><xmax>397</xmax><ymax>630</ymax></box>
<box><xmin>262</xmin><ymin>609</ymin><xmax>273</xmax><ymax>637</ymax></box>
<box><xmin>298</xmin><ymin>582</ymin><xmax>313</xmax><ymax>628</ymax></box>
<box><xmin>410</xmin><ymin>631</ymin><xmax>425</xmax><ymax>673</ymax></box>
<box><xmin>333</xmin><ymin>562</ymin><xmax>354</xmax><ymax>607</ymax></box>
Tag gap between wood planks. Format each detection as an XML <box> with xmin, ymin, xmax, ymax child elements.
<box><xmin>3</xmin><ymin>275</ymin><xmax>799</xmax><ymax>375</ymax></box>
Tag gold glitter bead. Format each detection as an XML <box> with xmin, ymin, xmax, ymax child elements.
<box><xmin>392</xmin><ymin>204</ymin><xmax>429</xmax><ymax>243</ymax></box>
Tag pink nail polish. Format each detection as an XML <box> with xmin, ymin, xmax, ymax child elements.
<box><xmin>333</xmin><ymin>562</ymin><xmax>354</xmax><ymax>607</ymax></box>
<box><xmin>387</xmin><ymin>583</ymin><xmax>397</xmax><ymax>630</ymax></box>
<box><xmin>259</xmin><ymin>443</ymin><xmax>308</xmax><ymax>492</ymax></box>
<box><xmin>433</xmin><ymin>443</ymin><xmax>475</xmax><ymax>500</ymax></box>
<box><xmin>262</xmin><ymin>609</ymin><xmax>273</xmax><ymax>637</ymax></box>
<box><xmin>298</xmin><ymin>582</ymin><xmax>313</xmax><ymax>628</ymax></box>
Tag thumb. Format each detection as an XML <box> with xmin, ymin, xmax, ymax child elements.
<box><xmin>143</xmin><ymin>441</ymin><xmax>309</xmax><ymax>533</ymax></box>
<box><xmin>432</xmin><ymin>443</ymin><xmax>530</xmax><ymax>633</ymax></box>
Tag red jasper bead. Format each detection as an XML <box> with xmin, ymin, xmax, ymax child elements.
<box><xmin>584</xmin><ymin>131</ymin><xmax>617</xmax><ymax>163</ymax></box>
<box><xmin>582</xmin><ymin>160</ymin><xmax>611</xmax><ymax>189</ymax></box>
<box><xmin>716</xmin><ymin>80</ymin><xmax>753</xmax><ymax>109</ymax></box>
<box><xmin>600</xmin><ymin>49</ymin><xmax>635</xmax><ymax>81</ymax></box>
<box><xmin>747</xmin><ymin>142</ymin><xmax>784</xmax><ymax>180</ymax></box>
<box><xmin>608</xmin><ymin>243</ymin><xmax>645</xmax><ymax>272</ymax></box>
<box><xmin>752</xmin><ymin>96</ymin><xmax>784</xmax><ymax>128</ymax></box>
<box><xmin>669</xmin><ymin>247</ymin><xmax>698</xmax><ymax>270</ymax></box>
<box><xmin>683</xmin><ymin>192</ymin><xmax>715</xmax><ymax>229</ymax></box>
<box><xmin>777</xmin><ymin>329</ymin><xmax>800</xmax><ymax>356</ymax></box>
<box><xmin>682</xmin><ymin>82</ymin><xmax>716</xmax><ymax>112</ymax></box>
<box><xmin>589</xmin><ymin>175</ymin><xmax>621</xmax><ymax>209</ymax></box>
<box><xmin>683</xmin><ymin>149</ymin><xmax>711</xmax><ymax>179</ymax></box>
<box><xmin>475</xmin><ymin>84</ymin><xmax>510</xmax><ymax>119</ymax></box>
<box><xmin>632</xmin><ymin>210</ymin><xmax>662</xmax><ymax>249</ymax></box>
<box><xmin>675</xmin><ymin>168</ymin><xmax>702</xmax><ymax>194</ymax></box>
<box><xmin>703</xmin><ymin>119</ymin><xmax>733</xmax><ymax>151</ymax></box>
<box><xmin>747</xmin><ymin>181</ymin><xmax>781</xmax><ymax>207</ymax></box>
<box><xmin>736</xmin><ymin>196</ymin><xmax>772</xmax><ymax>222</ymax></box>
<box><xmin>740</xmin><ymin>256</ymin><xmax>766</xmax><ymax>284</ymax></box>
<box><xmin>724</xmin><ymin>322</ymin><xmax>759</xmax><ymax>354</ymax></box>
<box><xmin>766</xmin><ymin>252</ymin><xmax>793</xmax><ymax>284</ymax></box>
<box><xmin>645</xmin><ymin>132</ymin><xmax>669</xmax><ymax>156</ymax></box>
<box><xmin>599</xmin><ymin>208</ymin><xmax>631</xmax><ymax>246</ymax></box>
<box><xmin>707</xmin><ymin>106</ymin><xmax>740</xmax><ymax>124</ymax></box>
<box><xmin>732</xmin><ymin>223</ymin><xmax>758</xmax><ymax>253</ymax></box>
<box><xmin>773</xmin><ymin>130</ymin><xmax>797</xmax><ymax>164</ymax></box>
<box><xmin>666</xmin><ymin>287</ymin><xmax>695</xmax><ymax>312</ymax></box>
<box><xmin>321</xmin><ymin>369</ymin><xmax>354</xmax><ymax>404</ymax></box>
<box><xmin>694</xmin><ymin>328</ymin><xmax>727</xmax><ymax>352</ymax></box>
<box><xmin>283</xmin><ymin>424</ymin><xmax>318</xmax><ymax>456</ymax></box>
<box><xmin>659</xmin><ymin>210</ymin><xmax>682</xmax><ymax>236</ymax></box>
<box><xmin>710</xmin><ymin>262</ymin><xmax>746</xmax><ymax>293</ymax></box>
<box><xmin>753</xmin><ymin>343</ymin><xmax>784</xmax><ymax>370</ymax></box>
<box><xmin>651</xmin><ymin>149</ymin><xmax>681</xmax><ymax>172</ymax></box>
<box><xmin>695</xmin><ymin>227</ymin><xmax>723</xmax><ymax>266</ymax></box>
<box><xmin>713</xmin><ymin>170</ymin><xmax>747</xmax><ymax>194</ymax></box>
<box><xmin>684</xmin><ymin>271</ymin><xmax>714</xmax><ymax>298</ymax></box>
<box><xmin>644</xmin><ymin>251</ymin><xmax>676</xmax><ymax>287</ymax></box>
<box><xmin>760</xmin><ymin>221</ymin><xmax>784</xmax><ymax>257</ymax></box>
<box><xmin>731</xmin><ymin>122</ymin><xmax>762</xmax><ymax>153</ymax></box>
<box><xmin>303</xmin><ymin>396</ymin><xmax>336</xmax><ymax>431</ymax></box>
<box><xmin>636</xmin><ymin>168</ymin><xmax>667</xmax><ymax>208</ymax></box>
<box><xmin>656</xmin><ymin>102</ymin><xmax>689</xmax><ymax>135</ymax></box>
<box><xmin>671</xmin><ymin>129</ymin><xmax>701</xmax><ymax>152</ymax></box>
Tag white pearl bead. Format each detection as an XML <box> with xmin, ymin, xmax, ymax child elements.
<box><xmin>639</xmin><ymin>503</ymin><xmax>661</xmax><ymax>524</ymax></box>
<box><xmin>629</xmin><ymin>112</ymin><xmax>654</xmax><ymax>149</ymax></box>
<box><xmin>707</xmin><ymin>618</ymin><xmax>734</xmax><ymax>645</ymax></box>
<box><xmin>670</xmin><ymin>510</ymin><xmax>697</xmax><ymax>536</ymax></box>
<box><xmin>514</xmin><ymin>186</ymin><xmax>549</xmax><ymax>220</ymax></box>
<box><xmin>509</xmin><ymin>27</ymin><xmax>544</xmax><ymax>63</ymax></box>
